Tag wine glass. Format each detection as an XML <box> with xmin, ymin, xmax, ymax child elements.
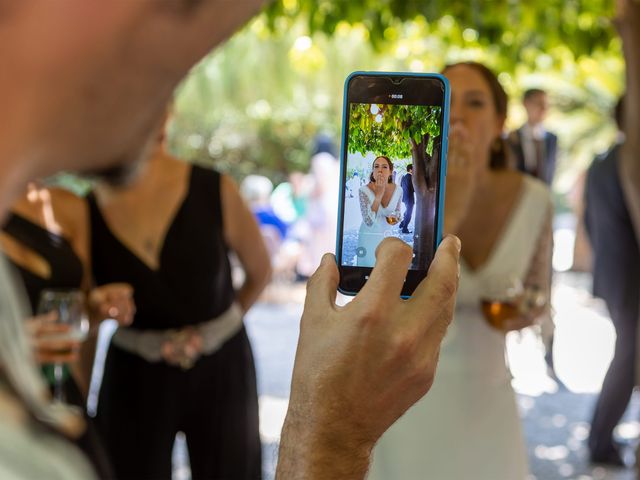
<box><xmin>37</xmin><ymin>289</ymin><xmax>89</xmax><ymax>403</ymax></box>
<box><xmin>385</xmin><ymin>214</ymin><xmax>400</xmax><ymax>226</ymax></box>
<box><xmin>479</xmin><ymin>276</ymin><xmax>524</xmax><ymax>330</ymax></box>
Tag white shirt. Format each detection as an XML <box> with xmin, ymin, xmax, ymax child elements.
<box><xmin>520</xmin><ymin>123</ymin><xmax>547</xmax><ymax>174</ymax></box>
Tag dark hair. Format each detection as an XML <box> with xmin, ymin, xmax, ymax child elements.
<box><xmin>442</xmin><ymin>61</ymin><xmax>509</xmax><ymax>170</ymax></box>
<box><xmin>406</xmin><ymin>164</ymin><xmax>413</xmax><ymax>172</ymax></box>
<box><xmin>614</xmin><ymin>96</ymin><xmax>625</xmax><ymax>131</ymax></box>
<box><xmin>369</xmin><ymin>156</ymin><xmax>394</xmax><ymax>183</ymax></box>
<box><xmin>523</xmin><ymin>88</ymin><xmax>546</xmax><ymax>102</ymax></box>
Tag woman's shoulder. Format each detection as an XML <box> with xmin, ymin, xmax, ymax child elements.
<box><xmin>520</xmin><ymin>175</ymin><xmax>553</xmax><ymax>209</ymax></box>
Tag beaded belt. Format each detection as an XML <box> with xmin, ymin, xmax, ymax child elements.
<box><xmin>111</xmin><ymin>303</ymin><xmax>243</xmax><ymax>370</ymax></box>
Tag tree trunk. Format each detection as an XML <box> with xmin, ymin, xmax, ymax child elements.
<box><xmin>410</xmin><ymin>136</ymin><xmax>438</xmax><ymax>269</ymax></box>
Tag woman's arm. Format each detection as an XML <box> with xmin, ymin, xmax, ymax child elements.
<box><xmin>394</xmin><ymin>189</ymin><xmax>402</xmax><ymax>219</ymax></box>
<box><xmin>503</xmin><ymin>203</ymin><xmax>553</xmax><ymax>331</ymax></box>
<box><xmin>221</xmin><ymin>174</ymin><xmax>271</xmax><ymax>313</ymax></box>
<box><xmin>359</xmin><ymin>187</ymin><xmax>379</xmax><ymax>227</ymax></box>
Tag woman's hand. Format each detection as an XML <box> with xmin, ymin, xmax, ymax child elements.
<box><xmin>25</xmin><ymin>312</ymin><xmax>81</xmax><ymax>364</ymax></box>
<box><xmin>444</xmin><ymin>124</ymin><xmax>480</xmax><ymax>234</ymax></box>
<box><xmin>373</xmin><ymin>173</ymin><xmax>387</xmax><ymax>199</ymax></box>
<box><xmin>502</xmin><ymin>301</ymin><xmax>548</xmax><ymax>332</ymax></box>
<box><xmin>88</xmin><ymin>283</ymin><xmax>135</xmax><ymax>327</ymax></box>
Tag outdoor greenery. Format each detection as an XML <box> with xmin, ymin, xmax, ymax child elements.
<box><xmin>348</xmin><ymin>104</ymin><xmax>442</xmax><ymax>159</ymax></box>
<box><xmin>165</xmin><ymin>0</ymin><xmax>623</xmax><ymax>204</ymax></box>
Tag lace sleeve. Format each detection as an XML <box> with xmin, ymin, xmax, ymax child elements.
<box><xmin>394</xmin><ymin>190</ymin><xmax>402</xmax><ymax>218</ymax></box>
<box><xmin>359</xmin><ymin>188</ymin><xmax>376</xmax><ymax>227</ymax></box>
<box><xmin>524</xmin><ymin>204</ymin><xmax>553</xmax><ymax>315</ymax></box>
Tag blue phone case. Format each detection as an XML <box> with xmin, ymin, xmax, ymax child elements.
<box><xmin>335</xmin><ymin>71</ymin><xmax>451</xmax><ymax>298</ymax></box>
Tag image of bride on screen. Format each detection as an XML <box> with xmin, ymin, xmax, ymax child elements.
<box><xmin>356</xmin><ymin>155</ymin><xmax>402</xmax><ymax>267</ymax></box>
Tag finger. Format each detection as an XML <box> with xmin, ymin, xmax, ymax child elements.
<box><xmin>26</xmin><ymin>311</ymin><xmax>59</xmax><ymax>331</ymax></box>
<box><xmin>303</xmin><ymin>253</ymin><xmax>339</xmax><ymax>314</ymax></box>
<box><xmin>36</xmin><ymin>351</ymin><xmax>80</xmax><ymax>364</ymax></box>
<box><xmin>36</xmin><ymin>338</ymin><xmax>81</xmax><ymax>352</ymax></box>
<box><xmin>358</xmin><ymin>238</ymin><xmax>413</xmax><ymax>300</ymax></box>
<box><xmin>503</xmin><ymin>316</ymin><xmax>533</xmax><ymax>332</ymax></box>
<box><xmin>409</xmin><ymin>235</ymin><xmax>461</xmax><ymax>315</ymax></box>
<box><xmin>35</xmin><ymin>323</ymin><xmax>72</xmax><ymax>336</ymax></box>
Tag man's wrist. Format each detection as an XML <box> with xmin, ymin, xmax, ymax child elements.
<box><xmin>277</xmin><ymin>403</ymin><xmax>374</xmax><ymax>479</ymax></box>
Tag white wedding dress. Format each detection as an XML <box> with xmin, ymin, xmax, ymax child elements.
<box><xmin>357</xmin><ymin>184</ymin><xmax>402</xmax><ymax>267</ymax></box>
<box><xmin>369</xmin><ymin>176</ymin><xmax>552</xmax><ymax>480</ymax></box>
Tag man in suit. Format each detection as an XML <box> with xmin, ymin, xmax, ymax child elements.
<box><xmin>508</xmin><ymin>89</ymin><xmax>558</xmax><ymax>186</ymax></box>
<box><xmin>399</xmin><ymin>164</ymin><xmax>415</xmax><ymax>234</ymax></box>
<box><xmin>585</xmin><ymin>97</ymin><xmax>640</xmax><ymax>466</ymax></box>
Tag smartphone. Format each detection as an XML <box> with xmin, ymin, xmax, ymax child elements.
<box><xmin>335</xmin><ymin>72</ymin><xmax>450</xmax><ymax>297</ymax></box>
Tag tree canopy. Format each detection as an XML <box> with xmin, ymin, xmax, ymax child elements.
<box><xmin>265</xmin><ymin>0</ymin><xmax>616</xmax><ymax>66</ymax></box>
<box><xmin>348</xmin><ymin>104</ymin><xmax>442</xmax><ymax>159</ymax></box>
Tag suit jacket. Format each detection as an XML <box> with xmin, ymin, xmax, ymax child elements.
<box><xmin>584</xmin><ymin>143</ymin><xmax>640</xmax><ymax>322</ymax></box>
<box><xmin>400</xmin><ymin>173</ymin><xmax>414</xmax><ymax>203</ymax></box>
<box><xmin>507</xmin><ymin>127</ymin><xmax>558</xmax><ymax>185</ymax></box>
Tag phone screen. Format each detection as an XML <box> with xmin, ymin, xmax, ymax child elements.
<box><xmin>336</xmin><ymin>73</ymin><xmax>449</xmax><ymax>296</ymax></box>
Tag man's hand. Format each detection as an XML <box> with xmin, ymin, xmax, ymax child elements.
<box><xmin>277</xmin><ymin>235</ymin><xmax>461</xmax><ymax>479</ymax></box>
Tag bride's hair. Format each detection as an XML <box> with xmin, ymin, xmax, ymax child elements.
<box><xmin>369</xmin><ymin>156</ymin><xmax>394</xmax><ymax>183</ymax></box>
<box><xmin>441</xmin><ymin>61</ymin><xmax>509</xmax><ymax>170</ymax></box>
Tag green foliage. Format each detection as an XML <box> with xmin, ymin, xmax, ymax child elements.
<box><xmin>168</xmin><ymin>5</ymin><xmax>623</xmax><ymax>194</ymax></box>
<box><xmin>348</xmin><ymin>104</ymin><xmax>442</xmax><ymax>159</ymax></box>
<box><xmin>265</xmin><ymin>0</ymin><xmax>616</xmax><ymax>63</ymax></box>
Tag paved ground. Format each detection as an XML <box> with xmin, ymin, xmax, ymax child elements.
<box><xmin>242</xmin><ymin>272</ymin><xmax>639</xmax><ymax>480</ymax></box>
<box><xmin>92</xmin><ymin>272</ymin><xmax>640</xmax><ymax>480</ymax></box>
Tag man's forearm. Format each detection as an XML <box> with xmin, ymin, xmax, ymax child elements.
<box><xmin>276</xmin><ymin>407</ymin><xmax>373</xmax><ymax>479</ymax></box>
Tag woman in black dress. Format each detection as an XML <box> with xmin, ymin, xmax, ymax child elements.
<box><xmin>1</xmin><ymin>182</ymin><xmax>135</xmax><ymax>478</ymax></box>
<box><xmin>89</xmin><ymin>129</ymin><xmax>271</xmax><ymax>479</ymax></box>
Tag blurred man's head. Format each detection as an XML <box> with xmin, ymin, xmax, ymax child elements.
<box><xmin>522</xmin><ymin>89</ymin><xmax>549</xmax><ymax>126</ymax></box>
<box><xmin>1</xmin><ymin>0</ymin><xmax>264</xmax><ymax>184</ymax></box>
<box><xmin>406</xmin><ymin>164</ymin><xmax>413</xmax><ymax>173</ymax></box>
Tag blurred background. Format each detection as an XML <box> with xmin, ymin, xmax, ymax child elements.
<box><xmin>78</xmin><ymin>1</ymin><xmax>635</xmax><ymax>479</ymax></box>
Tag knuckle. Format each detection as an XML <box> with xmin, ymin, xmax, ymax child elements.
<box><xmin>390</xmin><ymin>332</ymin><xmax>418</xmax><ymax>361</ymax></box>
<box><xmin>406</xmin><ymin>366</ymin><xmax>436</xmax><ymax>398</ymax></box>
<box><xmin>355</xmin><ymin>306</ymin><xmax>384</xmax><ymax>328</ymax></box>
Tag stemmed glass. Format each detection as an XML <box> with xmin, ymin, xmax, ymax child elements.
<box><xmin>37</xmin><ymin>289</ymin><xmax>89</xmax><ymax>402</ymax></box>
<box><xmin>480</xmin><ymin>276</ymin><xmax>548</xmax><ymax>330</ymax></box>
<box><xmin>480</xmin><ymin>276</ymin><xmax>523</xmax><ymax>330</ymax></box>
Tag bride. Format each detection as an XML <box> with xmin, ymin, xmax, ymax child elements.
<box><xmin>356</xmin><ymin>155</ymin><xmax>402</xmax><ymax>267</ymax></box>
<box><xmin>369</xmin><ymin>62</ymin><xmax>553</xmax><ymax>479</ymax></box>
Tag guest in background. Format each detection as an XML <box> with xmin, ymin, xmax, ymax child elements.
<box><xmin>585</xmin><ymin>97</ymin><xmax>640</xmax><ymax>466</ymax></box>
<box><xmin>1</xmin><ymin>182</ymin><xmax>134</xmax><ymax>478</ymax></box>
<box><xmin>89</xmin><ymin>123</ymin><xmax>271</xmax><ymax>479</ymax></box>
<box><xmin>398</xmin><ymin>164</ymin><xmax>415</xmax><ymax>234</ymax></box>
<box><xmin>240</xmin><ymin>174</ymin><xmax>289</xmax><ymax>254</ymax></box>
<box><xmin>508</xmin><ymin>88</ymin><xmax>558</xmax><ymax>186</ymax></box>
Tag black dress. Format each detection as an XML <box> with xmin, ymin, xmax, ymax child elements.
<box><xmin>1</xmin><ymin>212</ymin><xmax>114</xmax><ymax>479</ymax></box>
<box><xmin>88</xmin><ymin>166</ymin><xmax>261</xmax><ymax>480</ymax></box>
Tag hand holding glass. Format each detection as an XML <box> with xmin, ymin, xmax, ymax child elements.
<box><xmin>480</xmin><ymin>277</ymin><xmax>547</xmax><ymax>330</ymax></box>
<box><xmin>36</xmin><ymin>289</ymin><xmax>89</xmax><ymax>402</ymax></box>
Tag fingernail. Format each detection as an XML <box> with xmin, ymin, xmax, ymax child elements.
<box><xmin>447</xmin><ymin>235</ymin><xmax>461</xmax><ymax>253</ymax></box>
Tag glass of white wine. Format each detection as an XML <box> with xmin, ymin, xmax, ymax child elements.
<box><xmin>37</xmin><ymin>289</ymin><xmax>89</xmax><ymax>403</ymax></box>
<box><xmin>480</xmin><ymin>276</ymin><xmax>524</xmax><ymax>330</ymax></box>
